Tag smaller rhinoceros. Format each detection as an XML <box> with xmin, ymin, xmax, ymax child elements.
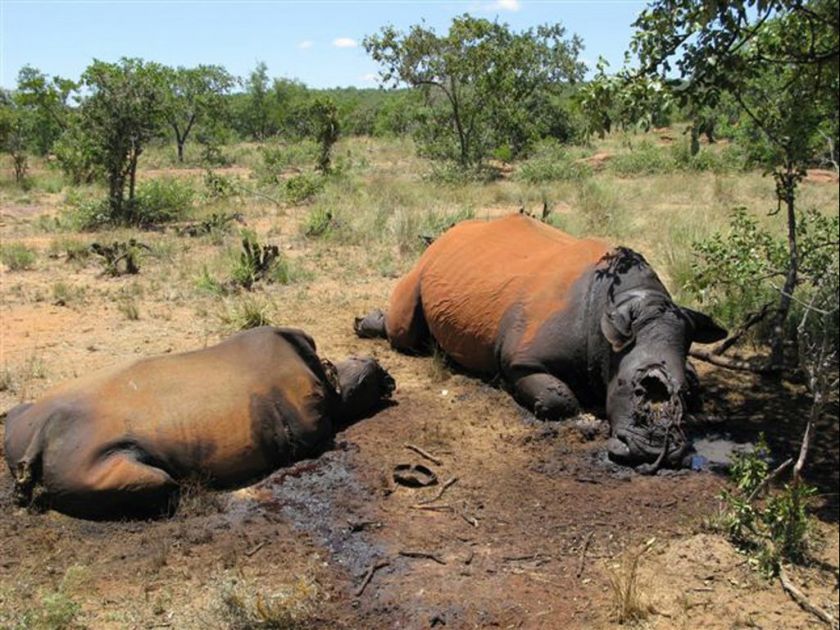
<box><xmin>4</xmin><ymin>326</ymin><xmax>394</xmax><ymax>518</ymax></box>
<box><xmin>355</xmin><ymin>214</ymin><xmax>726</xmax><ymax>471</ymax></box>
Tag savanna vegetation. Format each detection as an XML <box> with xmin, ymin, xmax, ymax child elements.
<box><xmin>1</xmin><ymin>4</ymin><xmax>838</xmax><ymax>628</ymax></box>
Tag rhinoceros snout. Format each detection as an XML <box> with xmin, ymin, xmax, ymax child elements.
<box><xmin>608</xmin><ymin>367</ymin><xmax>692</xmax><ymax>473</ymax></box>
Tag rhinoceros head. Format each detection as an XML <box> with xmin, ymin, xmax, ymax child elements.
<box><xmin>334</xmin><ymin>356</ymin><xmax>395</xmax><ymax>423</ymax></box>
<box><xmin>599</xmin><ymin>291</ymin><xmax>726</xmax><ymax>472</ymax></box>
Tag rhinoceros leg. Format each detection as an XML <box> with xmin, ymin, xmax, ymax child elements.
<box><xmin>512</xmin><ymin>373</ymin><xmax>580</xmax><ymax>421</ymax></box>
<box><xmin>379</xmin><ymin>265</ymin><xmax>430</xmax><ymax>352</ymax></box>
<box><xmin>54</xmin><ymin>451</ymin><xmax>178</xmax><ymax>517</ymax></box>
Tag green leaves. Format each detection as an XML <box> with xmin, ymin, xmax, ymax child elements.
<box><xmin>364</xmin><ymin>15</ymin><xmax>584</xmax><ymax>167</ymax></box>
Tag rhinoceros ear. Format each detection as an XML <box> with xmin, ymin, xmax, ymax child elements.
<box><xmin>601</xmin><ymin>304</ymin><xmax>635</xmax><ymax>352</ymax></box>
<box><xmin>681</xmin><ymin>307</ymin><xmax>728</xmax><ymax>344</ymax></box>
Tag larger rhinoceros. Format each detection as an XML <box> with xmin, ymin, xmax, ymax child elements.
<box><xmin>355</xmin><ymin>214</ymin><xmax>726</xmax><ymax>470</ymax></box>
<box><xmin>4</xmin><ymin>326</ymin><xmax>394</xmax><ymax>518</ymax></box>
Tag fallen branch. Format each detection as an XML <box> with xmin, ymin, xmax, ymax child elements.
<box><xmin>399</xmin><ymin>550</ymin><xmax>447</xmax><ymax>565</ymax></box>
<box><xmin>712</xmin><ymin>303</ymin><xmax>776</xmax><ymax>356</ymax></box>
<box><xmin>404</xmin><ymin>443</ymin><xmax>443</xmax><ymax>466</ymax></box>
<box><xmin>576</xmin><ymin>532</ymin><xmax>594</xmax><ymax>578</ymax></box>
<box><xmin>355</xmin><ymin>560</ymin><xmax>390</xmax><ymax>597</ymax></box>
<box><xmin>747</xmin><ymin>458</ymin><xmax>794</xmax><ymax>503</ymax></box>
<box><xmin>689</xmin><ymin>348</ymin><xmax>781</xmax><ymax>374</ymax></box>
<box><xmin>417</xmin><ymin>477</ymin><xmax>458</xmax><ymax>505</ymax></box>
<box><xmin>244</xmin><ymin>542</ymin><xmax>265</xmax><ymax>557</ymax></box>
<box><xmin>779</xmin><ymin>565</ymin><xmax>837</xmax><ymax>627</ymax></box>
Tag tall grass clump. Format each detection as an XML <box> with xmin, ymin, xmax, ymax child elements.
<box><xmin>670</xmin><ymin>136</ymin><xmax>748</xmax><ymax>174</ymax></box>
<box><xmin>516</xmin><ymin>140</ymin><xmax>592</xmax><ymax>183</ymax></box>
<box><xmin>0</xmin><ymin>243</ymin><xmax>37</xmax><ymax>270</ymax></box>
<box><xmin>216</xmin><ymin>575</ymin><xmax>319</xmax><ymax>629</ymax></box>
<box><xmin>609</xmin><ymin>140</ymin><xmax>675</xmax><ymax>176</ymax></box>
<box><xmin>608</xmin><ymin>544</ymin><xmax>655</xmax><ymax>624</ymax></box>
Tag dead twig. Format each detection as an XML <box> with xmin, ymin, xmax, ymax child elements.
<box><xmin>398</xmin><ymin>550</ymin><xmax>447</xmax><ymax>565</ymax></box>
<box><xmin>577</xmin><ymin>532</ymin><xmax>595</xmax><ymax>578</ymax></box>
<box><xmin>689</xmin><ymin>348</ymin><xmax>781</xmax><ymax>374</ymax></box>
<box><xmin>460</xmin><ymin>513</ymin><xmax>479</xmax><ymax>528</ymax></box>
<box><xmin>747</xmin><ymin>458</ymin><xmax>794</xmax><ymax>503</ymax></box>
<box><xmin>404</xmin><ymin>443</ymin><xmax>443</xmax><ymax>466</ymax></box>
<box><xmin>409</xmin><ymin>504</ymin><xmax>454</xmax><ymax>512</ymax></box>
<box><xmin>417</xmin><ymin>477</ymin><xmax>458</xmax><ymax>505</ymax></box>
<box><xmin>779</xmin><ymin>566</ymin><xmax>837</xmax><ymax>627</ymax></box>
<box><xmin>244</xmin><ymin>542</ymin><xmax>265</xmax><ymax>557</ymax></box>
<box><xmin>355</xmin><ymin>560</ymin><xmax>390</xmax><ymax>597</ymax></box>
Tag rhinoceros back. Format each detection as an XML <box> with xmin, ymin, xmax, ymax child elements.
<box><xmin>394</xmin><ymin>214</ymin><xmax>610</xmax><ymax>373</ymax></box>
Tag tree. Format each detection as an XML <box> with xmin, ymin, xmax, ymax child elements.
<box><xmin>78</xmin><ymin>58</ymin><xmax>168</xmax><ymax>223</ymax></box>
<box><xmin>15</xmin><ymin>65</ymin><xmax>75</xmax><ymax>155</ymax></box>
<box><xmin>242</xmin><ymin>61</ymin><xmax>274</xmax><ymax>141</ymax></box>
<box><xmin>364</xmin><ymin>15</ymin><xmax>585</xmax><ymax>167</ymax></box>
<box><xmin>307</xmin><ymin>96</ymin><xmax>340</xmax><ymax>173</ymax></box>
<box><xmin>0</xmin><ymin>91</ymin><xmax>30</xmax><ymax>183</ymax></box>
<box><xmin>164</xmin><ymin>65</ymin><xmax>235</xmax><ymax>162</ymax></box>
<box><xmin>631</xmin><ymin>0</ymin><xmax>839</xmax><ymax>369</ymax></box>
<box><xmin>577</xmin><ymin>57</ymin><xmax>673</xmax><ymax>141</ymax></box>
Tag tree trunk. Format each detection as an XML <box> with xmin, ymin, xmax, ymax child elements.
<box><xmin>769</xmin><ymin>164</ymin><xmax>801</xmax><ymax>368</ymax></box>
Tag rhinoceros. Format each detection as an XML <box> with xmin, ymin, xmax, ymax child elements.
<box><xmin>355</xmin><ymin>214</ymin><xmax>726</xmax><ymax>471</ymax></box>
<box><xmin>4</xmin><ymin>326</ymin><xmax>394</xmax><ymax>518</ymax></box>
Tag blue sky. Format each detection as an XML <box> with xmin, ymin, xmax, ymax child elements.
<box><xmin>1</xmin><ymin>0</ymin><xmax>647</xmax><ymax>89</ymax></box>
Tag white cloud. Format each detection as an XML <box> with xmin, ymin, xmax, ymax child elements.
<box><xmin>333</xmin><ymin>38</ymin><xmax>357</xmax><ymax>49</ymax></box>
<box><xmin>486</xmin><ymin>0</ymin><xmax>521</xmax><ymax>11</ymax></box>
<box><xmin>298</xmin><ymin>40</ymin><xmax>314</xmax><ymax>49</ymax></box>
<box><xmin>361</xmin><ymin>73</ymin><xmax>378</xmax><ymax>83</ymax></box>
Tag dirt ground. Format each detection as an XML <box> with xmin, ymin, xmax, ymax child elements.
<box><xmin>1</xmin><ymin>190</ymin><xmax>838</xmax><ymax>629</ymax></box>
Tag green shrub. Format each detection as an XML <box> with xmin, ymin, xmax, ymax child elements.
<box><xmin>688</xmin><ymin>207</ymin><xmax>838</xmax><ymax>343</ymax></box>
<box><xmin>131</xmin><ymin>178</ymin><xmax>195</xmax><ymax>224</ymax></box>
<box><xmin>257</xmin><ymin>141</ymin><xmax>319</xmax><ymax>184</ymax></box>
<box><xmin>0</xmin><ymin>243</ymin><xmax>37</xmax><ymax>270</ymax></box>
<box><xmin>302</xmin><ymin>207</ymin><xmax>336</xmax><ymax>238</ymax></box>
<box><xmin>608</xmin><ymin>141</ymin><xmax>675</xmax><ymax>176</ymax></box>
<box><xmin>717</xmin><ymin>435</ymin><xmax>816</xmax><ymax>576</ymax></box>
<box><xmin>284</xmin><ymin>173</ymin><xmax>324</xmax><ymax>205</ymax></box>
<box><xmin>670</xmin><ymin>137</ymin><xmax>748</xmax><ymax>173</ymax></box>
<box><xmin>516</xmin><ymin>140</ymin><xmax>592</xmax><ymax>183</ymax></box>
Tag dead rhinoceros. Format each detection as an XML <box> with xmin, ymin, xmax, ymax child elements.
<box><xmin>355</xmin><ymin>214</ymin><xmax>726</xmax><ymax>471</ymax></box>
<box><xmin>4</xmin><ymin>326</ymin><xmax>394</xmax><ymax>518</ymax></box>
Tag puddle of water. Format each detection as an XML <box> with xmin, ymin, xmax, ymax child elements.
<box><xmin>691</xmin><ymin>432</ymin><xmax>757</xmax><ymax>472</ymax></box>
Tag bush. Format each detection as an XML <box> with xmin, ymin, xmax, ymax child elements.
<box><xmin>303</xmin><ymin>207</ymin><xmax>336</xmax><ymax>238</ymax></box>
<box><xmin>257</xmin><ymin>141</ymin><xmax>319</xmax><ymax>184</ymax></box>
<box><xmin>670</xmin><ymin>136</ymin><xmax>748</xmax><ymax>173</ymax></box>
<box><xmin>608</xmin><ymin>140</ymin><xmax>675</xmax><ymax>176</ymax></box>
<box><xmin>517</xmin><ymin>140</ymin><xmax>592</xmax><ymax>183</ymax></box>
<box><xmin>0</xmin><ymin>243</ymin><xmax>37</xmax><ymax>270</ymax></box>
<box><xmin>717</xmin><ymin>435</ymin><xmax>816</xmax><ymax>576</ymax></box>
<box><xmin>284</xmin><ymin>173</ymin><xmax>324</xmax><ymax>205</ymax></box>
<box><xmin>62</xmin><ymin>179</ymin><xmax>194</xmax><ymax>229</ymax></box>
<box><xmin>688</xmin><ymin>207</ymin><xmax>839</xmax><ymax>343</ymax></box>
<box><xmin>131</xmin><ymin>178</ymin><xmax>195</xmax><ymax>224</ymax></box>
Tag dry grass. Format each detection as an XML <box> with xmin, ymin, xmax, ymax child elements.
<box><xmin>216</xmin><ymin>574</ymin><xmax>321</xmax><ymax>629</ymax></box>
<box><xmin>608</xmin><ymin>542</ymin><xmax>656</xmax><ymax>624</ymax></box>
